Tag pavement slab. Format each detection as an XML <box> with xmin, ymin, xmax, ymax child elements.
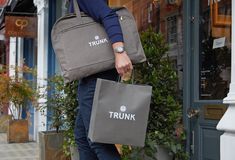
<box><xmin>0</xmin><ymin>133</ymin><xmax>39</xmax><ymax>160</ymax></box>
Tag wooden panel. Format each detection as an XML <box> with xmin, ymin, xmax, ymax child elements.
<box><xmin>204</xmin><ymin>105</ymin><xmax>227</xmax><ymax>120</ymax></box>
<box><xmin>5</xmin><ymin>14</ymin><xmax>37</xmax><ymax>38</ymax></box>
<box><xmin>7</xmin><ymin>119</ymin><xmax>29</xmax><ymax>143</ymax></box>
<box><xmin>201</xmin><ymin>127</ymin><xmax>222</xmax><ymax>160</ymax></box>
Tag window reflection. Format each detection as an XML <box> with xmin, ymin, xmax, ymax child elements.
<box><xmin>218</xmin><ymin>0</ymin><xmax>231</xmax><ymax>16</ymax></box>
<box><xmin>199</xmin><ymin>0</ymin><xmax>231</xmax><ymax>100</ymax></box>
<box><xmin>108</xmin><ymin>0</ymin><xmax>157</xmax><ymax>31</ymax></box>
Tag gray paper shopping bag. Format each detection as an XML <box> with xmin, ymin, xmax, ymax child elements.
<box><xmin>88</xmin><ymin>78</ymin><xmax>152</xmax><ymax>147</ymax></box>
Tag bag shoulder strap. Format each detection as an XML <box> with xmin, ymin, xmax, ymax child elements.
<box><xmin>72</xmin><ymin>0</ymin><xmax>83</xmax><ymax>23</ymax></box>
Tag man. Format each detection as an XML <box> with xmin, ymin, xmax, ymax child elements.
<box><xmin>69</xmin><ymin>0</ymin><xmax>133</xmax><ymax>159</ymax></box>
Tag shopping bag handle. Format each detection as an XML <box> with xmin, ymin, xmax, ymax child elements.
<box><xmin>118</xmin><ymin>70</ymin><xmax>135</xmax><ymax>84</ymax></box>
<box><xmin>72</xmin><ymin>0</ymin><xmax>83</xmax><ymax>24</ymax></box>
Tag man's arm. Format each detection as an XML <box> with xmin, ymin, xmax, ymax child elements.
<box><xmin>70</xmin><ymin>0</ymin><xmax>123</xmax><ymax>44</ymax></box>
<box><xmin>70</xmin><ymin>0</ymin><xmax>133</xmax><ymax>76</ymax></box>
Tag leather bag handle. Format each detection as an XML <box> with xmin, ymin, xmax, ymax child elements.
<box><xmin>72</xmin><ymin>0</ymin><xmax>83</xmax><ymax>23</ymax></box>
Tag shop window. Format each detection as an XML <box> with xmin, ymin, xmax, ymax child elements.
<box><xmin>199</xmin><ymin>0</ymin><xmax>231</xmax><ymax>100</ymax></box>
<box><xmin>210</xmin><ymin>0</ymin><xmax>231</xmax><ymax>41</ymax></box>
<box><xmin>166</xmin><ymin>15</ymin><xmax>177</xmax><ymax>44</ymax></box>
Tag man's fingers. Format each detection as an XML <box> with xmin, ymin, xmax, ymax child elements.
<box><xmin>124</xmin><ymin>62</ymin><xmax>133</xmax><ymax>73</ymax></box>
<box><xmin>129</xmin><ymin>62</ymin><xmax>133</xmax><ymax>70</ymax></box>
<box><xmin>116</xmin><ymin>67</ymin><xmax>124</xmax><ymax>76</ymax></box>
<box><xmin>116</xmin><ymin>59</ymin><xmax>133</xmax><ymax>76</ymax></box>
<box><xmin>121</xmin><ymin>66</ymin><xmax>127</xmax><ymax>75</ymax></box>
<box><xmin>128</xmin><ymin>62</ymin><xmax>133</xmax><ymax>72</ymax></box>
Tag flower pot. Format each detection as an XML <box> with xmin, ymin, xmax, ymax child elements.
<box><xmin>7</xmin><ymin>119</ymin><xmax>29</xmax><ymax>143</ymax></box>
<box><xmin>155</xmin><ymin>145</ymin><xmax>173</xmax><ymax>160</ymax></box>
<box><xmin>39</xmin><ymin>131</ymin><xmax>69</xmax><ymax>160</ymax></box>
<box><xmin>0</xmin><ymin>115</ymin><xmax>12</xmax><ymax>133</ymax></box>
<box><xmin>70</xmin><ymin>145</ymin><xmax>79</xmax><ymax>160</ymax></box>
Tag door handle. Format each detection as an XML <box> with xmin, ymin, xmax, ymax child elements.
<box><xmin>187</xmin><ymin>108</ymin><xmax>200</xmax><ymax>118</ymax></box>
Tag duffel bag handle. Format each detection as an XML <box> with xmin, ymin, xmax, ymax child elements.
<box><xmin>72</xmin><ymin>0</ymin><xmax>83</xmax><ymax>23</ymax></box>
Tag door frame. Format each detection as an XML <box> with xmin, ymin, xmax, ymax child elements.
<box><xmin>183</xmin><ymin>0</ymin><xmax>193</xmax><ymax>156</ymax></box>
<box><xmin>183</xmin><ymin>0</ymin><xmax>226</xmax><ymax>159</ymax></box>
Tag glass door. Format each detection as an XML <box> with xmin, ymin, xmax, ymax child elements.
<box><xmin>185</xmin><ymin>0</ymin><xmax>231</xmax><ymax>159</ymax></box>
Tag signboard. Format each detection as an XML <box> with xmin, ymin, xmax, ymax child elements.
<box><xmin>0</xmin><ymin>0</ymin><xmax>9</xmax><ymax>7</ymax></box>
<box><xmin>5</xmin><ymin>15</ymin><xmax>37</xmax><ymax>38</ymax></box>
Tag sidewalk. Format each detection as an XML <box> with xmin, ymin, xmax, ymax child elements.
<box><xmin>0</xmin><ymin>133</ymin><xmax>39</xmax><ymax>160</ymax></box>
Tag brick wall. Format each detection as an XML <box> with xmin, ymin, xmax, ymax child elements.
<box><xmin>109</xmin><ymin>0</ymin><xmax>158</xmax><ymax>31</ymax></box>
<box><xmin>157</xmin><ymin>0</ymin><xmax>182</xmax><ymax>39</ymax></box>
<box><xmin>109</xmin><ymin>0</ymin><xmax>184</xmax><ymax>91</ymax></box>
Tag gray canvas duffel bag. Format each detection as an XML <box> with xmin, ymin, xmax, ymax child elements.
<box><xmin>51</xmin><ymin>0</ymin><xmax>146</xmax><ymax>83</ymax></box>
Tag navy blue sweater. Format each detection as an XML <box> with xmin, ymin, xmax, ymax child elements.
<box><xmin>69</xmin><ymin>0</ymin><xmax>124</xmax><ymax>44</ymax></box>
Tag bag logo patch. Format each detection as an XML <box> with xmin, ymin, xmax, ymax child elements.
<box><xmin>109</xmin><ymin>105</ymin><xmax>136</xmax><ymax>121</ymax></box>
<box><xmin>120</xmin><ymin>105</ymin><xmax>127</xmax><ymax>112</ymax></box>
<box><xmin>88</xmin><ymin>35</ymin><xmax>109</xmax><ymax>47</ymax></box>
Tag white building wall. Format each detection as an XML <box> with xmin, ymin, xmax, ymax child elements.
<box><xmin>33</xmin><ymin>0</ymin><xmax>49</xmax><ymax>141</ymax></box>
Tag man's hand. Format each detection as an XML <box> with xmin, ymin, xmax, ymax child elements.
<box><xmin>112</xmin><ymin>42</ymin><xmax>133</xmax><ymax>77</ymax></box>
<box><xmin>115</xmin><ymin>52</ymin><xmax>133</xmax><ymax>77</ymax></box>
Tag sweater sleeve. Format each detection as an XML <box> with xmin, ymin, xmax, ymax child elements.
<box><xmin>69</xmin><ymin>0</ymin><xmax>124</xmax><ymax>44</ymax></box>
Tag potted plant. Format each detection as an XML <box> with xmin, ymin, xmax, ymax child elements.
<box><xmin>0</xmin><ymin>65</ymin><xmax>38</xmax><ymax>143</ymax></box>
<box><xmin>60</xmin><ymin>78</ymin><xmax>79</xmax><ymax>160</ymax></box>
<box><xmin>39</xmin><ymin>75</ymin><xmax>78</xmax><ymax>160</ymax></box>
<box><xmin>121</xmin><ymin>28</ymin><xmax>188</xmax><ymax>160</ymax></box>
<box><xmin>0</xmin><ymin>114</ymin><xmax>12</xmax><ymax>133</ymax></box>
<box><xmin>0</xmin><ymin>95</ymin><xmax>12</xmax><ymax>134</ymax></box>
<box><xmin>0</xmin><ymin>71</ymin><xmax>12</xmax><ymax>133</ymax></box>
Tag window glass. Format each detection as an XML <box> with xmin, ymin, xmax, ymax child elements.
<box><xmin>108</xmin><ymin>0</ymin><xmax>157</xmax><ymax>31</ymax></box>
<box><xmin>167</xmin><ymin>15</ymin><xmax>177</xmax><ymax>44</ymax></box>
<box><xmin>199</xmin><ymin>0</ymin><xmax>231</xmax><ymax>100</ymax></box>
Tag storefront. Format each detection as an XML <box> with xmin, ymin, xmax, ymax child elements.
<box><xmin>32</xmin><ymin>0</ymin><xmax>68</xmax><ymax>141</ymax></box>
<box><xmin>111</xmin><ymin>0</ymin><xmax>234</xmax><ymax>159</ymax></box>
<box><xmin>2</xmin><ymin>0</ymin><xmax>234</xmax><ymax>159</ymax></box>
<box><xmin>184</xmin><ymin>0</ymin><xmax>233</xmax><ymax>159</ymax></box>
<box><xmin>0</xmin><ymin>0</ymin><xmax>37</xmax><ymax>140</ymax></box>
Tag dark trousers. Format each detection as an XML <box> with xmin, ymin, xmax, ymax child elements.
<box><xmin>74</xmin><ymin>69</ymin><xmax>121</xmax><ymax>160</ymax></box>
